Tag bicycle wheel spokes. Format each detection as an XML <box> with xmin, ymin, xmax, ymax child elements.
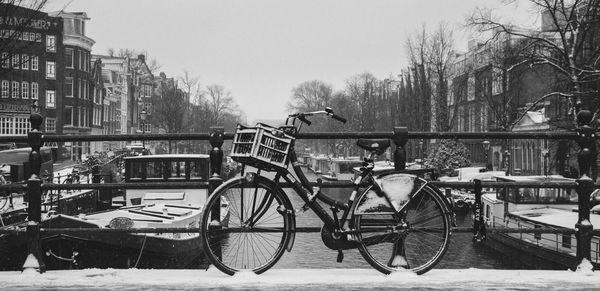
<box><xmin>202</xmin><ymin>178</ymin><xmax>291</xmax><ymax>275</ymax></box>
<box><xmin>355</xmin><ymin>184</ymin><xmax>450</xmax><ymax>275</ymax></box>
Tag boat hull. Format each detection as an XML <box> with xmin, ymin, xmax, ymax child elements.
<box><xmin>484</xmin><ymin>232</ymin><xmax>581</xmax><ymax>270</ymax></box>
<box><xmin>0</xmin><ymin>215</ymin><xmax>207</xmax><ymax>270</ymax></box>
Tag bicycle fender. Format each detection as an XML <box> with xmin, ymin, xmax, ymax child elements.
<box><xmin>355</xmin><ymin>173</ymin><xmax>422</xmax><ymax>214</ymax></box>
<box><xmin>286</xmin><ymin>211</ymin><xmax>296</xmax><ymax>252</ymax></box>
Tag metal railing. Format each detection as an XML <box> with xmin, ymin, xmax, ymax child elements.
<box><xmin>0</xmin><ymin>109</ymin><xmax>598</xmax><ymax>273</ymax></box>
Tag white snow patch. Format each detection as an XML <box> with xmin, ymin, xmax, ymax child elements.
<box><xmin>576</xmin><ymin>258</ymin><xmax>595</xmax><ymax>275</ymax></box>
<box><xmin>0</xmin><ymin>268</ymin><xmax>597</xmax><ymax>289</ymax></box>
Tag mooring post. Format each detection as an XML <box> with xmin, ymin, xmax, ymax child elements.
<box><xmin>574</xmin><ymin>109</ymin><xmax>595</xmax><ymax>271</ymax></box>
<box><xmin>472</xmin><ymin>179</ymin><xmax>486</xmax><ymax>243</ymax></box>
<box><xmin>23</xmin><ymin>105</ymin><xmax>46</xmax><ymax>273</ymax></box>
<box><xmin>392</xmin><ymin>127</ymin><xmax>408</xmax><ymax>171</ymax></box>
<box><xmin>209</xmin><ymin>126</ymin><xmax>224</xmax><ymax>222</ymax></box>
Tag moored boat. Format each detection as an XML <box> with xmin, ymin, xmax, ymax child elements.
<box><xmin>0</xmin><ymin>154</ymin><xmax>225</xmax><ymax>270</ymax></box>
<box><xmin>481</xmin><ymin>175</ymin><xmax>599</xmax><ymax>270</ymax></box>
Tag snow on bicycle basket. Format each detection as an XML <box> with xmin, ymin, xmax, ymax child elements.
<box><xmin>355</xmin><ymin>173</ymin><xmax>425</xmax><ymax>214</ymax></box>
<box><xmin>230</xmin><ymin>123</ymin><xmax>294</xmax><ymax>171</ymax></box>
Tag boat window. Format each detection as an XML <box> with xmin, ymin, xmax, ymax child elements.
<box><xmin>561</xmin><ymin>233</ymin><xmax>571</xmax><ymax>248</ymax></box>
<box><xmin>518</xmin><ymin>188</ymin><xmax>536</xmax><ymax>203</ymax></box>
<box><xmin>146</xmin><ymin>161</ymin><xmax>164</xmax><ymax>179</ymax></box>
<box><xmin>168</xmin><ymin>161</ymin><xmax>186</xmax><ymax>179</ymax></box>
<box><xmin>190</xmin><ymin>160</ymin><xmax>208</xmax><ymax>180</ymax></box>
<box><xmin>129</xmin><ymin>161</ymin><xmax>143</xmax><ymax>179</ymax></box>
<box><xmin>507</xmin><ymin>188</ymin><xmax>516</xmax><ymax>202</ymax></box>
<box><xmin>539</xmin><ymin>188</ymin><xmax>557</xmax><ymax>203</ymax></box>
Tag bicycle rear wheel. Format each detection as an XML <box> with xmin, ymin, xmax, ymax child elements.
<box><xmin>201</xmin><ymin>175</ymin><xmax>294</xmax><ymax>275</ymax></box>
<box><xmin>352</xmin><ymin>183</ymin><xmax>451</xmax><ymax>275</ymax></box>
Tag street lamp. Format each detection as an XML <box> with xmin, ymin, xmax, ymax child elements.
<box><xmin>139</xmin><ymin>108</ymin><xmax>147</xmax><ymax>148</ymax></box>
<box><xmin>482</xmin><ymin>140</ymin><xmax>490</xmax><ymax>169</ymax></box>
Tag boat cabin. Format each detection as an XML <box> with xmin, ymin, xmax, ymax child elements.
<box><xmin>119</xmin><ymin>154</ymin><xmax>210</xmax><ymax>207</ymax></box>
<box><xmin>495</xmin><ymin>175</ymin><xmax>577</xmax><ymax>205</ymax></box>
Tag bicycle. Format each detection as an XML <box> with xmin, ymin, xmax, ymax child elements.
<box><xmin>201</xmin><ymin>107</ymin><xmax>454</xmax><ymax>275</ymax></box>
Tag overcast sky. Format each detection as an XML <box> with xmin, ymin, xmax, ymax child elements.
<box><xmin>43</xmin><ymin>0</ymin><xmax>534</xmax><ymax>122</ymax></box>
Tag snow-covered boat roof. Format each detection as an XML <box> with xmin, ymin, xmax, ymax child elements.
<box><xmin>124</xmin><ymin>154</ymin><xmax>209</xmax><ymax>160</ymax></box>
<box><xmin>510</xmin><ymin>207</ymin><xmax>600</xmax><ymax>229</ymax></box>
<box><xmin>496</xmin><ymin>175</ymin><xmax>575</xmax><ymax>183</ymax></box>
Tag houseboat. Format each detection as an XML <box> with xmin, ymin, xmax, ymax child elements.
<box><xmin>321</xmin><ymin>157</ymin><xmax>363</xmax><ymax>181</ymax></box>
<box><xmin>0</xmin><ymin>154</ymin><xmax>226</xmax><ymax>270</ymax></box>
<box><xmin>0</xmin><ymin>147</ymin><xmax>98</xmax><ymax>225</ymax></box>
<box><xmin>481</xmin><ymin>175</ymin><xmax>600</xmax><ymax>270</ymax></box>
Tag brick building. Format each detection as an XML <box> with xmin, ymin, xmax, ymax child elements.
<box><xmin>0</xmin><ymin>4</ymin><xmax>64</xmax><ymax>159</ymax></box>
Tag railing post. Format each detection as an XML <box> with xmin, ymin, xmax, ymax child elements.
<box><xmin>472</xmin><ymin>179</ymin><xmax>486</xmax><ymax>243</ymax></box>
<box><xmin>209</xmin><ymin>127</ymin><xmax>224</xmax><ymax>221</ymax></box>
<box><xmin>23</xmin><ymin>107</ymin><xmax>45</xmax><ymax>273</ymax></box>
<box><xmin>392</xmin><ymin>127</ymin><xmax>408</xmax><ymax>171</ymax></box>
<box><xmin>575</xmin><ymin>109</ymin><xmax>595</xmax><ymax>271</ymax></box>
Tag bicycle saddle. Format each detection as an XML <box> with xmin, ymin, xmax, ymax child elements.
<box><xmin>356</xmin><ymin>139</ymin><xmax>390</xmax><ymax>155</ymax></box>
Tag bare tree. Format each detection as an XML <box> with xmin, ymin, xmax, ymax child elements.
<box><xmin>345</xmin><ymin>73</ymin><xmax>378</xmax><ymax>131</ymax></box>
<box><xmin>427</xmin><ymin>23</ymin><xmax>455</xmax><ymax>132</ymax></box>
<box><xmin>468</xmin><ymin>0</ymin><xmax>600</xmax><ymax>124</ymax></box>
<box><xmin>151</xmin><ymin>80</ymin><xmax>187</xmax><ymax>134</ymax></box>
<box><xmin>204</xmin><ymin>84</ymin><xmax>238</xmax><ymax>126</ymax></box>
<box><xmin>287</xmin><ymin>80</ymin><xmax>333</xmax><ymax>112</ymax></box>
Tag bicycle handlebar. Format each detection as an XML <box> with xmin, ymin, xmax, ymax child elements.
<box><xmin>288</xmin><ymin>107</ymin><xmax>347</xmax><ymax>126</ymax></box>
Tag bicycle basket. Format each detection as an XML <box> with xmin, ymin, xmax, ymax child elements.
<box><xmin>230</xmin><ymin>123</ymin><xmax>294</xmax><ymax>171</ymax></box>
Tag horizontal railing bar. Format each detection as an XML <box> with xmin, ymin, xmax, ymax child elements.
<box><xmin>431</xmin><ymin>181</ymin><xmax>580</xmax><ymax>188</ymax></box>
<box><xmin>0</xmin><ymin>227</ymin><xmax>589</xmax><ymax>235</ymax></box>
<box><xmin>297</xmin><ymin>131</ymin><xmax>579</xmax><ymax>140</ymax></box>
<box><xmin>0</xmin><ymin>180</ymin><xmax>585</xmax><ymax>191</ymax></box>
<box><xmin>0</xmin><ymin>130</ymin><xmax>582</xmax><ymax>143</ymax></box>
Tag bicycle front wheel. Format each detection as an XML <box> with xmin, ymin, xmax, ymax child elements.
<box><xmin>201</xmin><ymin>175</ymin><xmax>294</xmax><ymax>275</ymax></box>
<box><xmin>353</xmin><ymin>183</ymin><xmax>451</xmax><ymax>275</ymax></box>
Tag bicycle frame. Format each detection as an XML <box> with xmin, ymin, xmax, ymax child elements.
<box><xmin>275</xmin><ymin>141</ymin><xmax>375</xmax><ymax>234</ymax></box>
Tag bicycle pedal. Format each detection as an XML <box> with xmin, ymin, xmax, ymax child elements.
<box><xmin>336</xmin><ymin>250</ymin><xmax>344</xmax><ymax>263</ymax></box>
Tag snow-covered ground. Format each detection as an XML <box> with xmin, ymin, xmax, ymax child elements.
<box><xmin>2</xmin><ymin>267</ymin><xmax>600</xmax><ymax>290</ymax></box>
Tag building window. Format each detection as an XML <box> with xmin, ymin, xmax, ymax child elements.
<box><xmin>1</xmin><ymin>80</ymin><xmax>8</xmax><ymax>98</ymax></box>
<box><xmin>45</xmin><ymin>118</ymin><xmax>56</xmax><ymax>133</ymax></box>
<box><xmin>1</xmin><ymin>53</ymin><xmax>8</xmax><ymax>68</ymax></box>
<box><xmin>78</xmin><ymin>51</ymin><xmax>83</xmax><ymax>70</ymax></box>
<box><xmin>46</xmin><ymin>61</ymin><xmax>56</xmax><ymax>79</ymax></box>
<box><xmin>14</xmin><ymin>116</ymin><xmax>29</xmax><ymax>135</ymax></box>
<box><xmin>78</xmin><ymin>79</ymin><xmax>82</xmax><ymax>98</ymax></box>
<box><xmin>46</xmin><ymin>35</ymin><xmax>56</xmax><ymax>52</ymax></box>
<box><xmin>31</xmin><ymin>55</ymin><xmax>38</xmax><ymax>71</ymax></box>
<box><xmin>21</xmin><ymin>54</ymin><xmax>29</xmax><ymax>70</ymax></box>
<box><xmin>21</xmin><ymin>82</ymin><xmax>28</xmax><ymax>99</ymax></box>
<box><xmin>31</xmin><ymin>82</ymin><xmax>38</xmax><ymax>99</ymax></box>
<box><xmin>64</xmin><ymin>106</ymin><xmax>73</xmax><ymax>126</ymax></box>
<box><xmin>12</xmin><ymin>81</ymin><xmax>18</xmax><ymax>98</ymax></box>
<box><xmin>83</xmin><ymin>80</ymin><xmax>87</xmax><ymax>99</ymax></box>
<box><xmin>0</xmin><ymin>117</ymin><xmax>10</xmax><ymax>135</ymax></box>
<box><xmin>46</xmin><ymin>90</ymin><xmax>55</xmax><ymax>108</ymax></box>
<box><xmin>65</xmin><ymin>49</ymin><xmax>73</xmax><ymax>68</ymax></box>
<box><xmin>12</xmin><ymin>54</ymin><xmax>19</xmax><ymax>69</ymax></box>
<box><xmin>65</xmin><ymin>78</ymin><xmax>73</xmax><ymax>97</ymax></box>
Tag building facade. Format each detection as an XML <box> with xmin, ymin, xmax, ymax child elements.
<box><xmin>48</xmin><ymin>11</ymin><xmax>100</xmax><ymax>161</ymax></box>
<box><xmin>0</xmin><ymin>4</ymin><xmax>64</xmax><ymax>157</ymax></box>
<box><xmin>448</xmin><ymin>30</ymin><xmax>567</xmax><ymax>175</ymax></box>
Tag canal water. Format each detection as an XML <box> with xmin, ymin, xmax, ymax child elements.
<box><xmin>274</xmin><ymin>171</ymin><xmax>511</xmax><ymax>270</ymax></box>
